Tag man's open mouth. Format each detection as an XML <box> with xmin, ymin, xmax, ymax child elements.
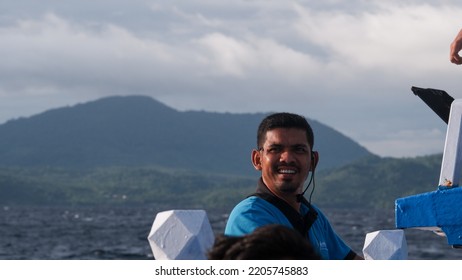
<box><xmin>277</xmin><ymin>168</ymin><xmax>297</xmax><ymax>174</ymax></box>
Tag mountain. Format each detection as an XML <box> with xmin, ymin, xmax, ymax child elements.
<box><xmin>0</xmin><ymin>95</ymin><xmax>372</xmax><ymax>175</ymax></box>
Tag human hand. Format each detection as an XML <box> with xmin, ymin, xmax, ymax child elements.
<box><xmin>450</xmin><ymin>29</ymin><xmax>462</xmax><ymax>65</ymax></box>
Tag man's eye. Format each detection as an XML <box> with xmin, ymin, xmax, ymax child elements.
<box><xmin>268</xmin><ymin>147</ymin><xmax>281</xmax><ymax>153</ymax></box>
<box><xmin>294</xmin><ymin>147</ymin><xmax>308</xmax><ymax>154</ymax></box>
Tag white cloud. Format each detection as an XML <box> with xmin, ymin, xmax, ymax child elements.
<box><xmin>0</xmin><ymin>13</ymin><xmax>178</xmax><ymax>94</ymax></box>
<box><xmin>194</xmin><ymin>33</ymin><xmax>258</xmax><ymax>77</ymax></box>
<box><xmin>293</xmin><ymin>3</ymin><xmax>462</xmax><ymax>82</ymax></box>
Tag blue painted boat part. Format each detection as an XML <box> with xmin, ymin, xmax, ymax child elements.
<box><xmin>395</xmin><ymin>186</ymin><xmax>462</xmax><ymax>246</ymax></box>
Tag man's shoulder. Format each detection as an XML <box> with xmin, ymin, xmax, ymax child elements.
<box><xmin>231</xmin><ymin>195</ymin><xmax>282</xmax><ymax>213</ymax></box>
<box><xmin>225</xmin><ymin>196</ymin><xmax>292</xmax><ymax>236</ymax></box>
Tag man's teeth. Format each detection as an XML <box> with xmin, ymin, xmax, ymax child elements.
<box><xmin>279</xmin><ymin>169</ymin><xmax>296</xmax><ymax>174</ymax></box>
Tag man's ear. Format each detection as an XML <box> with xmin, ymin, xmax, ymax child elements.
<box><xmin>251</xmin><ymin>149</ymin><xmax>262</xmax><ymax>170</ymax></box>
<box><xmin>311</xmin><ymin>151</ymin><xmax>319</xmax><ymax>171</ymax></box>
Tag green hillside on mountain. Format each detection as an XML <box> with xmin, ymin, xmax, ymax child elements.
<box><xmin>313</xmin><ymin>154</ymin><xmax>442</xmax><ymax>209</ymax></box>
<box><xmin>0</xmin><ymin>154</ymin><xmax>443</xmax><ymax>211</ymax></box>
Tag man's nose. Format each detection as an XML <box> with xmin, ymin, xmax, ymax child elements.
<box><xmin>279</xmin><ymin>149</ymin><xmax>295</xmax><ymax>162</ymax></box>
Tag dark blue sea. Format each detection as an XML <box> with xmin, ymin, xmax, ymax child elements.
<box><xmin>0</xmin><ymin>206</ymin><xmax>460</xmax><ymax>260</ymax></box>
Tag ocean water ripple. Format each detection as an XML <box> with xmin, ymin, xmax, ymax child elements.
<box><xmin>0</xmin><ymin>206</ymin><xmax>460</xmax><ymax>260</ymax></box>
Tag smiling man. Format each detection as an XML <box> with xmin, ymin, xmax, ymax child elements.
<box><xmin>224</xmin><ymin>112</ymin><xmax>363</xmax><ymax>260</ymax></box>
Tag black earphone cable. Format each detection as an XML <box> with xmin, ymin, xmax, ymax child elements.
<box><xmin>296</xmin><ymin>168</ymin><xmax>315</xmax><ymax>203</ymax></box>
<box><xmin>308</xmin><ymin>169</ymin><xmax>316</xmax><ymax>203</ymax></box>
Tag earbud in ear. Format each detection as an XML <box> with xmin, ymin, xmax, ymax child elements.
<box><xmin>311</xmin><ymin>151</ymin><xmax>319</xmax><ymax>171</ymax></box>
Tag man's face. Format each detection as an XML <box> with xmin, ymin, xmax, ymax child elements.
<box><xmin>252</xmin><ymin>128</ymin><xmax>312</xmax><ymax>196</ymax></box>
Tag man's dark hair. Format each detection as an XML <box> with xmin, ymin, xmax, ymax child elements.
<box><xmin>207</xmin><ymin>224</ymin><xmax>321</xmax><ymax>260</ymax></box>
<box><xmin>257</xmin><ymin>112</ymin><xmax>314</xmax><ymax>149</ymax></box>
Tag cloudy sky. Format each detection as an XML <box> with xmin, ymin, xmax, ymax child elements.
<box><xmin>1</xmin><ymin>0</ymin><xmax>461</xmax><ymax>157</ymax></box>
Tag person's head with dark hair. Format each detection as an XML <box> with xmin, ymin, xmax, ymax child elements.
<box><xmin>256</xmin><ymin>112</ymin><xmax>314</xmax><ymax>150</ymax></box>
<box><xmin>208</xmin><ymin>224</ymin><xmax>321</xmax><ymax>260</ymax></box>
